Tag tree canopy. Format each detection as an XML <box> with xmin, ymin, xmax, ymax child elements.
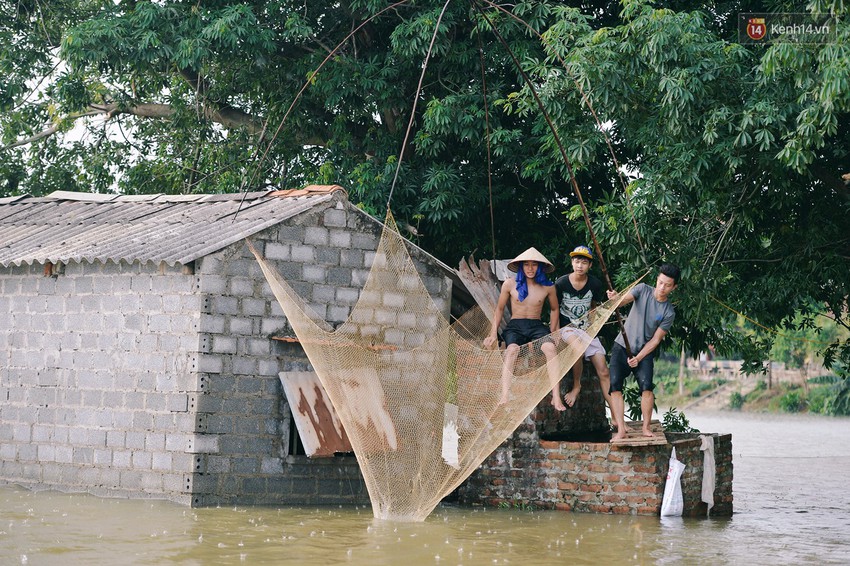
<box><xmin>2</xmin><ymin>0</ymin><xmax>848</xmax><ymax>371</ymax></box>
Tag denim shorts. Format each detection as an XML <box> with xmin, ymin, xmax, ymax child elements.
<box><xmin>608</xmin><ymin>343</ymin><xmax>655</xmax><ymax>393</ymax></box>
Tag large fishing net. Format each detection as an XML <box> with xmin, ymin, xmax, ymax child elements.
<box><xmin>248</xmin><ymin>211</ymin><xmax>633</xmax><ymax>521</ymax></box>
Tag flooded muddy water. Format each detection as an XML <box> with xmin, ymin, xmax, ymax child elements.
<box><xmin>2</xmin><ymin>409</ymin><xmax>848</xmax><ymax>565</ymax></box>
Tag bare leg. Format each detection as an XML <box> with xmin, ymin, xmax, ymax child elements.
<box><xmin>590</xmin><ymin>353</ymin><xmax>613</xmax><ymax>411</ymax></box>
<box><xmin>641</xmin><ymin>390</ymin><xmax>655</xmax><ymax>437</ymax></box>
<box><xmin>498</xmin><ymin>344</ymin><xmax>519</xmax><ymax>405</ymax></box>
<box><xmin>610</xmin><ymin>391</ymin><xmax>627</xmax><ymax>442</ymax></box>
<box><xmin>541</xmin><ymin>342</ymin><xmax>566</xmax><ymax>411</ymax></box>
<box><xmin>563</xmin><ymin>357</ymin><xmax>582</xmax><ymax>407</ymax></box>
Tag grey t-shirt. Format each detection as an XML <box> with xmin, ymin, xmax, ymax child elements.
<box><xmin>614</xmin><ymin>283</ymin><xmax>675</xmax><ymax>352</ymax></box>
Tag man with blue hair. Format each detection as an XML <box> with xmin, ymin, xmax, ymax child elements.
<box><xmin>483</xmin><ymin>247</ymin><xmax>565</xmax><ymax>410</ymax></box>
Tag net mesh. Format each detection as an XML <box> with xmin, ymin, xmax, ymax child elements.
<box><xmin>248</xmin><ymin>210</ymin><xmax>633</xmax><ymax>521</ymax></box>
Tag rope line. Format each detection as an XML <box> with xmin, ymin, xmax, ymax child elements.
<box><xmin>387</xmin><ymin>0</ymin><xmax>453</xmax><ymax>209</ymax></box>
<box><xmin>475</xmin><ymin>16</ymin><xmax>497</xmax><ymax>261</ymax></box>
<box><xmin>233</xmin><ymin>1</ymin><xmax>413</xmax><ymax>219</ymax></box>
<box><xmin>710</xmin><ymin>296</ymin><xmax>835</xmax><ymax>346</ymax></box>
<box><xmin>478</xmin><ymin>0</ymin><xmax>647</xmax><ymax>264</ymax></box>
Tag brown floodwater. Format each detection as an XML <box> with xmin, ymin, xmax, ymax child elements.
<box><xmin>2</xmin><ymin>409</ymin><xmax>848</xmax><ymax>565</ymax></box>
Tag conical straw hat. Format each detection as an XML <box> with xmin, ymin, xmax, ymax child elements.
<box><xmin>507</xmin><ymin>247</ymin><xmax>555</xmax><ymax>273</ymax></box>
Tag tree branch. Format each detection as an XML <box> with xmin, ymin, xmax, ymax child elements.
<box><xmin>2</xmin><ymin>109</ymin><xmax>102</xmax><ymax>149</ymax></box>
<box><xmin>3</xmin><ymin>98</ymin><xmax>271</xmax><ymax>151</ymax></box>
<box><xmin>178</xmin><ymin>69</ymin><xmax>265</xmax><ymax>135</ymax></box>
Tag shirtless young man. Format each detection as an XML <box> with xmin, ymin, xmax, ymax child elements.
<box><xmin>483</xmin><ymin>248</ymin><xmax>564</xmax><ymax>411</ymax></box>
<box><xmin>606</xmin><ymin>263</ymin><xmax>681</xmax><ymax>441</ymax></box>
<box><xmin>554</xmin><ymin>245</ymin><xmax>613</xmax><ymax>410</ymax></box>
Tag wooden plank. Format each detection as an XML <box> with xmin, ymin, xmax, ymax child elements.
<box><xmin>457</xmin><ymin>254</ymin><xmax>509</xmax><ymax>330</ymax></box>
<box><xmin>610</xmin><ymin>419</ymin><xmax>667</xmax><ymax>446</ymax></box>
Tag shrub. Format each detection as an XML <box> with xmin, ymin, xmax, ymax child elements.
<box><xmin>778</xmin><ymin>390</ymin><xmax>804</xmax><ymax>413</ymax></box>
<box><xmin>623</xmin><ymin>381</ymin><xmax>643</xmax><ymax>421</ymax></box>
<box><xmin>824</xmin><ymin>378</ymin><xmax>850</xmax><ymax>416</ymax></box>
<box><xmin>662</xmin><ymin>407</ymin><xmax>700</xmax><ymax>433</ymax></box>
<box><xmin>729</xmin><ymin>392</ymin><xmax>744</xmax><ymax>410</ymax></box>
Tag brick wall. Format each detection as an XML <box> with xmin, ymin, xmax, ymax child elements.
<box><xmin>459</xmin><ymin>405</ymin><xmax>733</xmax><ymax>516</ymax></box>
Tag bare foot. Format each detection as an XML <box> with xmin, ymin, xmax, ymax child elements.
<box><xmin>610</xmin><ymin>431</ymin><xmax>627</xmax><ymax>443</ymax></box>
<box><xmin>642</xmin><ymin>428</ymin><xmax>654</xmax><ymax>438</ymax></box>
<box><xmin>563</xmin><ymin>389</ymin><xmax>580</xmax><ymax>407</ymax></box>
<box><xmin>551</xmin><ymin>396</ymin><xmax>566</xmax><ymax>411</ymax></box>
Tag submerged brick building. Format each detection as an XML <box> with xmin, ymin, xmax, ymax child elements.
<box><xmin>0</xmin><ymin>186</ymin><xmax>463</xmax><ymax>506</ymax></box>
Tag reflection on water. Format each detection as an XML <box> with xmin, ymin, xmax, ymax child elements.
<box><xmin>2</xmin><ymin>410</ymin><xmax>849</xmax><ymax>565</ymax></box>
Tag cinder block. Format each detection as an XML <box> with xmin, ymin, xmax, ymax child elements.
<box><xmin>260</xmin><ymin>457</ymin><xmax>284</xmax><ymax>475</ymax></box>
<box><xmin>198</xmin><ymin>275</ymin><xmax>227</xmax><ymax>294</ymax></box>
<box><xmin>87</xmin><ymin>429</ymin><xmax>107</xmax><ymax>447</ymax></box>
<box><xmin>304</xmin><ymin>226</ymin><xmax>329</xmax><ymax>246</ymax></box>
<box><xmin>199</xmin><ymin>313</ymin><xmax>226</xmax><ymax>334</ymax></box>
<box><xmin>112</xmin><ymin>450</ymin><xmax>131</xmax><ymax>468</ymax></box>
<box><xmin>162</xmin><ymin>473</ymin><xmax>186</xmax><ymax>494</ymax></box>
<box><xmin>187</xmin><ymin>434</ymin><xmax>221</xmax><ymax>454</ymax></box>
<box><xmin>302</xmin><ymin>264</ymin><xmax>326</xmax><ymax>282</ymax></box>
<box><xmin>165</xmin><ymin>433</ymin><xmax>188</xmax><ymax>452</ymax></box>
<box><xmin>197</xmin><ymin>355</ymin><xmax>223</xmax><ymax>374</ymax></box>
<box><xmin>145</xmin><ymin>432</ymin><xmax>166</xmax><ymax>451</ymax></box>
<box><xmin>232</xmin><ymin>356</ymin><xmax>258</xmax><ymax>376</ymax></box>
<box><xmin>152</xmin><ymin>452</ymin><xmax>173</xmax><ymax>471</ymax></box>
<box><xmin>212</xmin><ymin>336</ymin><xmax>237</xmax><ymax>354</ymax></box>
<box><xmin>131</xmin><ymin>451</ymin><xmax>153</xmax><ymax>469</ymax></box>
<box><xmin>241</xmin><ymin>297</ymin><xmax>266</xmax><ymax>316</ymax></box>
<box><xmin>213</xmin><ymin>296</ymin><xmax>239</xmax><ymax>315</ymax></box>
<box><xmin>73</xmin><ymin>447</ymin><xmax>94</xmax><ymax>465</ymax></box>
<box><xmin>125</xmin><ymin>431</ymin><xmax>146</xmax><ymax>450</ymax></box>
<box><xmin>228</xmin><ymin>317</ymin><xmax>253</xmax><ymax>336</ymax></box>
<box><xmin>291</xmin><ymin>245</ymin><xmax>315</xmax><ymax>262</ymax></box>
<box><xmin>31</xmin><ymin>424</ymin><xmax>52</xmax><ymax>442</ymax></box>
<box><xmin>246</xmin><ymin>338</ymin><xmax>271</xmax><ymax>356</ymax></box>
<box><xmin>36</xmin><ymin>444</ymin><xmax>56</xmax><ymax>462</ymax></box>
<box><xmin>167</xmin><ymin>394</ymin><xmax>189</xmax><ymax>413</ymax></box>
<box><xmin>55</xmin><ymin>446</ymin><xmax>73</xmax><ymax>463</ymax></box>
<box><xmin>94</xmin><ymin>448</ymin><xmax>113</xmax><ymax>466</ymax></box>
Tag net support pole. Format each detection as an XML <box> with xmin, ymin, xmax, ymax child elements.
<box><xmin>472</xmin><ymin>0</ymin><xmax>633</xmax><ymax>356</ymax></box>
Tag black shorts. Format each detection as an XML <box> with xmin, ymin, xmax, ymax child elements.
<box><xmin>502</xmin><ymin>318</ymin><xmax>552</xmax><ymax>347</ymax></box>
<box><xmin>609</xmin><ymin>343</ymin><xmax>655</xmax><ymax>393</ymax></box>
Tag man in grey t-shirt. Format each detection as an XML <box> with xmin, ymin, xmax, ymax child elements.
<box><xmin>606</xmin><ymin>263</ymin><xmax>681</xmax><ymax>442</ymax></box>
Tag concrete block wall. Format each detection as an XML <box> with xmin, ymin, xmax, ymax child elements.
<box><xmin>188</xmin><ymin>199</ymin><xmax>453</xmax><ymax>506</ymax></box>
<box><xmin>458</xmin><ymin>403</ymin><xmax>733</xmax><ymax>516</ymax></box>
<box><xmin>0</xmin><ymin>195</ymin><xmax>454</xmax><ymax>508</ymax></box>
<box><xmin>0</xmin><ymin>260</ymin><xmax>200</xmax><ymax>503</ymax></box>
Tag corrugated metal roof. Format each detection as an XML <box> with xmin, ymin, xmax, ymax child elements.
<box><xmin>0</xmin><ymin>186</ymin><xmax>347</xmax><ymax>267</ymax></box>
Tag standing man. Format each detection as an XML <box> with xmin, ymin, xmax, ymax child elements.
<box><xmin>555</xmin><ymin>245</ymin><xmax>614</xmax><ymax>410</ymax></box>
<box><xmin>607</xmin><ymin>263</ymin><xmax>681</xmax><ymax>441</ymax></box>
<box><xmin>483</xmin><ymin>248</ymin><xmax>564</xmax><ymax>410</ymax></box>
